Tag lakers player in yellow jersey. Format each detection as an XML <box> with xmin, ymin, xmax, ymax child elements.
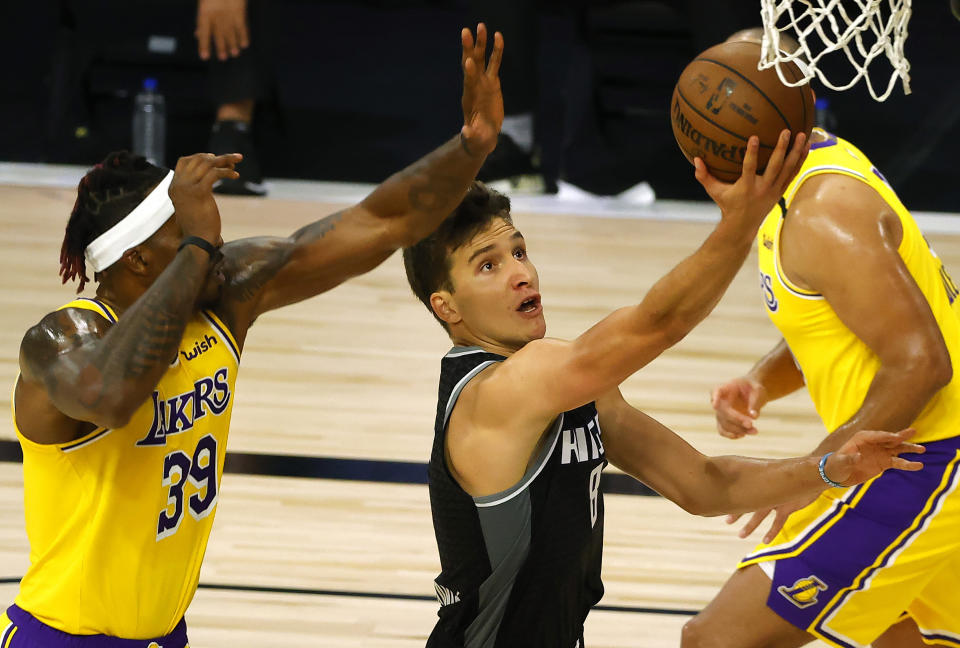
<box><xmin>681</xmin><ymin>37</ymin><xmax>960</xmax><ymax>648</ymax></box>
<box><xmin>2</xmin><ymin>25</ymin><xmax>505</xmax><ymax>648</ymax></box>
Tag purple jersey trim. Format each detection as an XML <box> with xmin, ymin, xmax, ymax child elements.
<box><xmin>4</xmin><ymin>605</ymin><xmax>188</xmax><ymax>648</ymax></box>
<box><xmin>810</xmin><ymin>133</ymin><xmax>838</xmax><ymax>150</ymax></box>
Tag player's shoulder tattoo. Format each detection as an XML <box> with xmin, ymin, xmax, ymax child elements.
<box><xmin>20</xmin><ymin>307</ymin><xmax>111</xmax><ymax>379</ymax></box>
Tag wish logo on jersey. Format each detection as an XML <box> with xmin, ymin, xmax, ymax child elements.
<box><xmin>777</xmin><ymin>575</ymin><xmax>828</xmax><ymax>609</ymax></box>
<box><xmin>180</xmin><ymin>333</ymin><xmax>218</xmax><ymax>362</ymax></box>
<box><xmin>137</xmin><ymin>367</ymin><xmax>231</xmax><ymax>446</ymax></box>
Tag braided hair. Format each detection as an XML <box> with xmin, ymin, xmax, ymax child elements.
<box><xmin>60</xmin><ymin>151</ymin><xmax>167</xmax><ymax>292</ymax></box>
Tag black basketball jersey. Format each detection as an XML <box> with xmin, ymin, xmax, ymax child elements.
<box><xmin>426</xmin><ymin>346</ymin><xmax>607</xmax><ymax>648</ymax></box>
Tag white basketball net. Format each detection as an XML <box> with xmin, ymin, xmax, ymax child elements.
<box><xmin>759</xmin><ymin>0</ymin><xmax>912</xmax><ymax>102</ymax></box>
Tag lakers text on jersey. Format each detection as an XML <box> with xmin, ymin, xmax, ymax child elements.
<box><xmin>11</xmin><ymin>298</ymin><xmax>240</xmax><ymax>640</ymax></box>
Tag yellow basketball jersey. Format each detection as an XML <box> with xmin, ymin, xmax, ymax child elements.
<box><xmin>757</xmin><ymin>128</ymin><xmax>960</xmax><ymax>443</ymax></box>
<box><xmin>13</xmin><ymin>298</ymin><xmax>240</xmax><ymax>638</ymax></box>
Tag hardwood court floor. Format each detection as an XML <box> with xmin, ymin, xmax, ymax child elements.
<box><xmin>4</xmin><ymin>183</ymin><xmax>960</xmax><ymax>646</ymax></box>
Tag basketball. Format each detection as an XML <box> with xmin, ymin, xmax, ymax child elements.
<box><xmin>670</xmin><ymin>40</ymin><xmax>814</xmax><ymax>182</ymax></box>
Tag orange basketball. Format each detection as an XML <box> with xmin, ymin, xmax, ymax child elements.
<box><xmin>670</xmin><ymin>40</ymin><xmax>814</xmax><ymax>182</ymax></box>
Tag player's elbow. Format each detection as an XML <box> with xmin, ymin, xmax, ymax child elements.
<box><xmin>674</xmin><ymin>496</ymin><xmax>712</xmax><ymax>517</ymax></box>
<box><xmin>661</xmin><ymin>316</ymin><xmax>696</xmax><ymax>348</ymax></box>
<box><xmin>678</xmin><ymin>489</ymin><xmax>731</xmax><ymax>517</ymax></box>
<box><xmin>634</xmin><ymin>307</ymin><xmax>693</xmax><ymax>353</ymax></box>
<box><xmin>93</xmin><ymin>406</ymin><xmax>134</xmax><ymax>431</ymax></box>
<box><xmin>673</xmin><ymin>492</ymin><xmax>727</xmax><ymax>517</ymax></box>
<box><xmin>666</xmin><ymin>479</ymin><xmax>724</xmax><ymax>517</ymax></box>
<box><xmin>909</xmin><ymin>344</ymin><xmax>953</xmax><ymax>395</ymax></box>
<box><xmin>373</xmin><ymin>206</ymin><xmax>431</xmax><ymax>250</ymax></box>
<box><xmin>86</xmin><ymin>390</ymin><xmax>138</xmax><ymax>430</ymax></box>
<box><xmin>393</xmin><ymin>219</ymin><xmax>433</xmax><ymax>249</ymax></box>
<box><xmin>650</xmin><ymin>303</ymin><xmax>704</xmax><ymax>349</ymax></box>
<box><xmin>928</xmin><ymin>349</ymin><xmax>953</xmax><ymax>391</ymax></box>
<box><xmin>676</xmin><ymin>458</ymin><xmax>739</xmax><ymax>517</ymax></box>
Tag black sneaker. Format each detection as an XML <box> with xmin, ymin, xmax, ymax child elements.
<box><xmin>208</xmin><ymin>120</ymin><xmax>267</xmax><ymax>196</ymax></box>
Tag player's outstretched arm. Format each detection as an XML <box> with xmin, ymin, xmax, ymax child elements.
<box><xmin>712</xmin><ymin>338</ymin><xmax>805</xmax><ymax>439</ymax></box>
<box><xmin>720</xmin><ymin>174</ymin><xmax>955</xmax><ymax>542</ymax></box>
<box><xmin>786</xmin><ymin>175</ymin><xmax>953</xmax><ymax>457</ymax></box>
<box><xmin>17</xmin><ymin>155</ymin><xmax>238</xmax><ymax>440</ymax></box>
<box><xmin>476</xmin><ymin>131</ymin><xmax>809</xmax><ymax>433</ymax></box>
<box><xmin>214</xmin><ymin>25</ymin><xmax>504</xmax><ymax>336</ymax></box>
<box><xmin>597</xmin><ymin>389</ymin><xmax>923</xmax><ymax>517</ymax></box>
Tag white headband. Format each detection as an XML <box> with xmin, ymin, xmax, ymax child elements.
<box><xmin>84</xmin><ymin>170</ymin><xmax>175</xmax><ymax>273</ymax></box>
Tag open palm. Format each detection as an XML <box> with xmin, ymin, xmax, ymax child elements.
<box><xmin>728</xmin><ymin>428</ymin><xmax>924</xmax><ymax>544</ymax></box>
<box><xmin>830</xmin><ymin>428</ymin><xmax>924</xmax><ymax>486</ymax></box>
<box><xmin>460</xmin><ymin>24</ymin><xmax>504</xmax><ymax>157</ymax></box>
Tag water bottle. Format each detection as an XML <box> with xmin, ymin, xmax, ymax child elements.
<box><xmin>814</xmin><ymin>97</ymin><xmax>838</xmax><ymax>135</ymax></box>
<box><xmin>132</xmin><ymin>78</ymin><xmax>166</xmax><ymax>165</ymax></box>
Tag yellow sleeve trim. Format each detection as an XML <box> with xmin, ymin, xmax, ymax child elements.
<box><xmin>57</xmin><ymin>298</ymin><xmax>118</xmax><ymax>323</ymax></box>
<box><xmin>771</xmin><ymin>216</ymin><xmax>822</xmax><ymax>298</ymax></box>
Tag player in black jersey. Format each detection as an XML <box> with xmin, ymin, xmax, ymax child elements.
<box><xmin>402</xmin><ymin>132</ymin><xmax>925</xmax><ymax>647</ymax></box>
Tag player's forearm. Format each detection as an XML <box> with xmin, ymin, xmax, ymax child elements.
<box><xmin>602</xmin><ymin>399</ymin><xmax>832</xmax><ymax>517</ymax></box>
<box><xmin>243</xmin><ymin>134</ymin><xmax>491</xmax><ymax>317</ymax></box>
<box><xmin>357</xmin><ymin>134</ymin><xmax>490</xmax><ymax>247</ymax></box>
<box><xmin>747</xmin><ymin>339</ymin><xmax>805</xmax><ymax>402</ymax></box>
<box><xmin>694</xmin><ymin>454</ymin><xmax>831</xmax><ymax>517</ymax></box>
<box><xmin>566</xmin><ymin>223</ymin><xmax>754</xmax><ymax>396</ymax></box>
<box><xmin>814</xmin><ymin>360</ymin><xmax>950</xmax><ymax>455</ymax></box>
<box><xmin>631</xmin><ymin>221</ymin><xmax>755</xmax><ymax>342</ymax></box>
<box><xmin>82</xmin><ymin>247</ymin><xmax>211</xmax><ymax>425</ymax></box>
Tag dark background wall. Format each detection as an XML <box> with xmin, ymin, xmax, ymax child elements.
<box><xmin>1</xmin><ymin>1</ymin><xmax>957</xmax><ymax>211</ymax></box>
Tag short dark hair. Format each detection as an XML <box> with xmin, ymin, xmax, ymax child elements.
<box><xmin>60</xmin><ymin>151</ymin><xmax>168</xmax><ymax>292</ymax></box>
<box><xmin>403</xmin><ymin>181</ymin><xmax>512</xmax><ymax>329</ymax></box>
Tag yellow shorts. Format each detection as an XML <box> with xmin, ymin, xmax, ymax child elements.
<box><xmin>738</xmin><ymin>438</ymin><xmax>960</xmax><ymax>647</ymax></box>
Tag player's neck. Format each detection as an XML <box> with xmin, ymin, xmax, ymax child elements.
<box><xmin>449</xmin><ymin>329</ymin><xmax>520</xmax><ymax>358</ymax></box>
<box><xmin>93</xmin><ymin>282</ymin><xmax>145</xmax><ymax>319</ymax></box>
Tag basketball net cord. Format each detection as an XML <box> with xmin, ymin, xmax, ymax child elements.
<box><xmin>759</xmin><ymin>0</ymin><xmax>912</xmax><ymax>102</ymax></box>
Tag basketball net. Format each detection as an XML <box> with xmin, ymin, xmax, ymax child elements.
<box><xmin>759</xmin><ymin>0</ymin><xmax>912</xmax><ymax>102</ymax></box>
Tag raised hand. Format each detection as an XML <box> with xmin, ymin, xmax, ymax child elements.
<box><xmin>196</xmin><ymin>0</ymin><xmax>250</xmax><ymax>61</ymax></box>
<box><xmin>460</xmin><ymin>23</ymin><xmax>504</xmax><ymax>158</ymax></box>
<box><xmin>711</xmin><ymin>376</ymin><xmax>767</xmax><ymax>439</ymax></box>
<box><xmin>696</xmin><ymin>130</ymin><xmax>810</xmax><ymax>236</ymax></box>
<box><xmin>169</xmin><ymin>153</ymin><xmax>241</xmax><ymax>244</ymax></box>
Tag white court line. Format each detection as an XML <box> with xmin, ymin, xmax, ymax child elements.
<box><xmin>2</xmin><ymin>161</ymin><xmax>958</xmax><ymax>232</ymax></box>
